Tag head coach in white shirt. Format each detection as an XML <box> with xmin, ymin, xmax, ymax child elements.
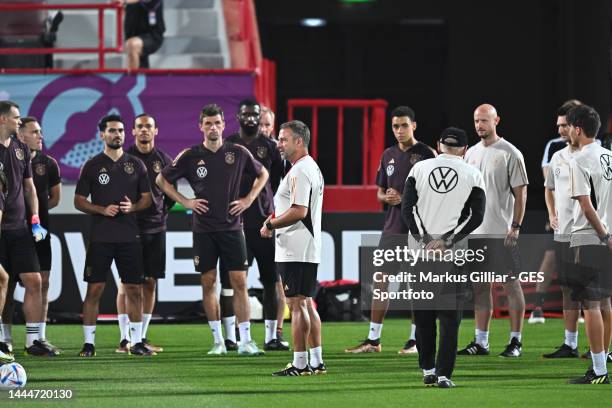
<box><xmin>401</xmin><ymin>127</ymin><xmax>486</xmax><ymax>388</ymax></box>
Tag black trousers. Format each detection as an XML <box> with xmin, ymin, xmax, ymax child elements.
<box><xmin>414</xmin><ymin>308</ymin><xmax>462</xmax><ymax>379</ymax></box>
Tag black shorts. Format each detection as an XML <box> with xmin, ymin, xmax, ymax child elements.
<box><xmin>568</xmin><ymin>245</ymin><xmax>612</xmax><ymax>301</ymax></box>
<box><xmin>469</xmin><ymin>238</ymin><xmax>520</xmax><ymax>277</ymax></box>
<box><xmin>84</xmin><ymin>242</ymin><xmax>144</xmax><ymax>284</ymax></box>
<box><xmin>220</xmin><ymin>228</ymin><xmax>278</xmax><ymax>288</ymax></box>
<box><xmin>193</xmin><ymin>230</ymin><xmax>248</xmax><ymax>274</ymax></box>
<box><xmin>134</xmin><ymin>32</ymin><xmax>163</xmax><ymax>68</ymax></box>
<box><xmin>35</xmin><ymin>235</ymin><xmax>52</xmax><ymax>271</ymax></box>
<box><xmin>553</xmin><ymin>240</ymin><xmax>575</xmax><ymax>287</ymax></box>
<box><xmin>0</xmin><ymin>228</ymin><xmax>40</xmax><ymax>276</ymax></box>
<box><xmin>277</xmin><ymin>262</ymin><xmax>318</xmax><ymax>298</ymax></box>
<box><xmin>141</xmin><ymin>232</ymin><xmax>166</xmax><ymax>279</ymax></box>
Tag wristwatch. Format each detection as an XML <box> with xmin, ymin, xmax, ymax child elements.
<box><xmin>600</xmin><ymin>232</ymin><xmax>611</xmax><ymax>244</ymax></box>
<box><xmin>265</xmin><ymin>220</ymin><xmax>274</xmax><ymax>231</ymax></box>
<box><xmin>511</xmin><ymin>221</ymin><xmax>521</xmax><ymax>230</ymax></box>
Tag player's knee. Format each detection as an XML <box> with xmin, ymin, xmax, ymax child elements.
<box><xmin>125</xmin><ymin>37</ymin><xmax>143</xmax><ymax>54</ymax></box>
<box><xmin>21</xmin><ymin>273</ymin><xmax>42</xmax><ymax>290</ymax></box>
<box><xmin>229</xmin><ymin>272</ymin><xmax>247</xmax><ymax>291</ymax></box>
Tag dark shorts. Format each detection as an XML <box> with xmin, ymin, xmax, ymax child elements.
<box><xmin>220</xmin><ymin>228</ymin><xmax>278</xmax><ymax>288</ymax></box>
<box><xmin>141</xmin><ymin>232</ymin><xmax>166</xmax><ymax>279</ymax></box>
<box><xmin>0</xmin><ymin>228</ymin><xmax>40</xmax><ymax>276</ymax></box>
<box><xmin>193</xmin><ymin>230</ymin><xmax>248</xmax><ymax>274</ymax></box>
<box><xmin>376</xmin><ymin>234</ymin><xmax>408</xmax><ymax>275</ymax></box>
<box><xmin>35</xmin><ymin>235</ymin><xmax>52</xmax><ymax>271</ymax></box>
<box><xmin>469</xmin><ymin>238</ymin><xmax>520</xmax><ymax>277</ymax></box>
<box><xmin>84</xmin><ymin>242</ymin><xmax>144</xmax><ymax>284</ymax></box>
<box><xmin>277</xmin><ymin>262</ymin><xmax>318</xmax><ymax>298</ymax></box>
<box><xmin>568</xmin><ymin>245</ymin><xmax>612</xmax><ymax>301</ymax></box>
<box><xmin>553</xmin><ymin>240</ymin><xmax>575</xmax><ymax>287</ymax></box>
<box><xmin>134</xmin><ymin>32</ymin><xmax>163</xmax><ymax>68</ymax></box>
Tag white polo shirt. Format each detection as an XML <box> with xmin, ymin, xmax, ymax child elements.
<box><xmin>569</xmin><ymin>142</ymin><xmax>612</xmax><ymax>247</ymax></box>
<box><xmin>274</xmin><ymin>155</ymin><xmax>324</xmax><ymax>263</ymax></box>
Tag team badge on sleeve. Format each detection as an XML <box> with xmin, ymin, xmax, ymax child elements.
<box><xmin>194</xmin><ymin>256</ymin><xmax>200</xmax><ymax>266</ymax></box>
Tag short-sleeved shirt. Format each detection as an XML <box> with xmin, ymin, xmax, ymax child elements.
<box><xmin>75</xmin><ymin>152</ymin><xmax>150</xmax><ymax>243</ymax></box>
<box><xmin>127</xmin><ymin>145</ymin><xmax>173</xmax><ymax>234</ymax></box>
<box><xmin>161</xmin><ymin>142</ymin><xmax>263</xmax><ymax>233</ymax></box>
<box><xmin>542</xmin><ymin>137</ymin><xmax>566</xmax><ymax>168</ymax></box>
<box><xmin>569</xmin><ymin>142</ymin><xmax>612</xmax><ymax>247</ymax></box>
<box><xmin>26</xmin><ymin>152</ymin><xmax>61</xmax><ymax>230</ymax></box>
<box><xmin>544</xmin><ymin>145</ymin><xmax>577</xmax><ymax>242</ymax></box>
<box><xmin>465</xmin><ymin>138</ymin><xmax>529</xmax><ymax>235</ymax></box>
<box><xmin>274</xmin><ymin>155</ymin><xmax>324</xmax><ymax>264</ymax></box>
<box><xmin>408</xmin><ymin>154</ymin><xmax>485</xmax><ymax>235</ymax></box>
<box><xmin>225</xmin><ymin>133</ymin><xmax>283</xmax><ymax>228</ymax></box>
<box><xmin>0</xmin><ymin>136</ymin><xmax>32</xmax><ymax>230</ymax></box>
<box><xmin>375</xmin><ymin>142</ymin><xmax>436</xmax><ymax>234</ymax></box>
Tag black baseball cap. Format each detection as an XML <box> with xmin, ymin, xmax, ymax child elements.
<box><xmin>439</xmin><ymin>127</ymin><xmax>468</xmax><ymax>147</ymax></box>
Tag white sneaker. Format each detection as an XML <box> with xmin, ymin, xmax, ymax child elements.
<box><xmin>207</xmin><ymin>342</ymin><xmax>227</xmax><ymax>355</ymax></box>
<box><xmin>238</xmin><ymin>340</ymin><xmax>265</xmax><ymax>356</ymax></box>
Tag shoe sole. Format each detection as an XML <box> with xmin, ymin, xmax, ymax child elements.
<box><xmin>398</xmin><ymin>347</ymin><xmax>418</xmax><ymax>354</ymax></box>
<box><xmin>528</xmin><ymin>318</ymin><xmax>546</xmax><ymax>324</ymax></box>
<box><xmin>115</xmin><ymin>349</ymin><xmax>129</xmax><ymax>353</ymax></box>
<box><xmin>344</xmin><ymin>347</ymin><xmax>381</xmax><ymax>353</ymax></box>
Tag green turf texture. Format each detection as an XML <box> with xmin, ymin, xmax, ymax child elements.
<box><xmin>0</xmin><ymin>318</ymin><xmax>608</xmax><ymax>407</ymax></box>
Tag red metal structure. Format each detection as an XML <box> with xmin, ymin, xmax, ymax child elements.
<box><xmin>287</xmin><ymin>99</ymin><xmax>388</xmax><ymax>212</ymax></box>
<box><xmin>0</xmin><ymin>2</ymin><xmax>123</xmax><ymax>70</ymax></box>
<box><xmin>0</xmin><ymin>1</ymin><xmax>275</xmax><ymax>108</ymax></box>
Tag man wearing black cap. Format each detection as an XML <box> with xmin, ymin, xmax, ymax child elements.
<box><xmin>401</xmin><ymin>127</ymin><xmax>486</xmax><ymax>388</ymax></box>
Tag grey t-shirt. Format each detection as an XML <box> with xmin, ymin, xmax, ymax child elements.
<box><xmin>465</xmin><ymin>138</ymin><xmax>529</xmax><ymax>235</ymax></box>
<box><xmin>545</xmin><ymin>145</ymin><xmax>577</xmax><ymax>242</ymax></box>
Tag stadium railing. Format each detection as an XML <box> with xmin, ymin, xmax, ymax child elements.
<box><xmin>287</xmin><ymin>98</ymin><xmax>387</xmax><ymax>212</ymax></box>
<box><xmin>0</xmin><ymin>1</ymin><xmax>123</xmax><ymax>69</ymax></box>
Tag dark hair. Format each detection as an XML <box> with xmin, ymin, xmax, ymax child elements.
<box><xmin>199</xmin><ymin>104</ymin><xmax>224</xmax><ymax>123</ymax></box>
<box><xmin>238</xmin><ymin>98</ymin><xmax>260</xmax><ymax>111</ymax></box>
<box><xmin>0</xmin><ymin>100</ymin><xmax>19</xmax><ymax>116</ymax></box>
<box><xmin>280</xmin><ymin>120</ymin><xmax>311</xmax><ymax>147</ymax></box>
<box><xmin>557</xmin><ymin>99</ymin><xmax>582</xmax><ymax>117</ymax></box>
<box><xmin>98</xmin><ymin>114</ymin><xmax>123</xmax><ymax>132</ymax></box>
<box><xmin>19</xmin><ymin>116</ymin><xmax>39</xmax><ymax>129</ymax></box>
<box><xmin>567</xmin><ymin>105</ymin><xmax>601</xmax><ymax>138</ymax></box>
<box><xmin>134</xmin><ymin>113</ymin><xmax>156</xmax><ymax>127</ymax></box>
<box><xmin>390</xmin><ymin>106</ymin><xmax>416</xmax><ymax>122</ymax></box>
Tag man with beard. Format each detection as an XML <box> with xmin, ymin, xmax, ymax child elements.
<box><xmin>0</xmin><ymin>101</ymin><xmax>52</xmax><ymax>357</ymax></box>
<box><xmin>115</xmin><ymin>113</ymin><xmax>173</xmax><ymax>353</ymax></box>
<box><xmin>1</xmin><ymin>117</ymin><xmax>61</xmax><ymax>355</ymax></box>
<box><xmin>459</xmin><ymin>104</ymin><xmax>528</xmax><ymax>358</ymax></box>
<box><xmin>75</xmin><ymin>114</ymin><xmax>153</xmax><ymax>357</ymax></box>
<box><xmin>219</xmin><ymin>100</ymin><xmax>286</xmax><ymax>350</ymax></box>
<box><xmin>157</xmin><ymin>104</ymin><xmax>269</xmax><ymax>356</ymax></box>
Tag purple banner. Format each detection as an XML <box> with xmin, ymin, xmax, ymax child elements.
<box><xmin>0</xmin><ymin>73</ymin><xmax>255</xmax><ymax>180</ymax></box>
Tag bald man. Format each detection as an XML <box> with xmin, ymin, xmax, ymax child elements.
<box><xmin>459</xmin><ymin>104</ymin><xmax>529</xmax><ymax>358</ymax></box>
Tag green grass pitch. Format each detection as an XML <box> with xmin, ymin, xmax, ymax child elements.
<box><xmin>0</xmin><ymin>318</ymin><xmax>608</xmax><ymax>407</ymax></box>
